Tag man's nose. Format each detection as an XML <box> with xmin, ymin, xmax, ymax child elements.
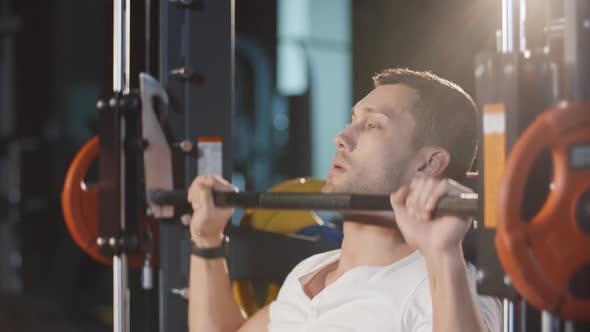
<box><xmin>333</xmin><ymin>126</ymin><xmax>354</xmax><ymax>151</ymax></box>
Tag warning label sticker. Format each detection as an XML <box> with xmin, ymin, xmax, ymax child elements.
<box><xmin>198</xmin><ymin>137</ymin><xmax>222</xmax><ymax>176</ymax></box>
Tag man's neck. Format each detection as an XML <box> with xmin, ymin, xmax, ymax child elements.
<box><xmin>304</xmin><ymin>220</ymin><xmax>415</xmax><ymax>298</ymax></box>
<box><xmin>337</xmin><ymin>221</ymin><xmax>415</xmax><ymax>272</ymax></box>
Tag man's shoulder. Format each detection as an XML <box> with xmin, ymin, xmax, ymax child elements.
<box><xmin>370</xmin><ymin>251</ymin><xmax>429</xmax><ymax>290</ymax></box>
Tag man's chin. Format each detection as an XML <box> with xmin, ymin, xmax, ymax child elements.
<box><xmin>321</xmin><ymin>181</ymin><xmax>346</xmax><ymax>193</ymax></box>
<box><xmin>321</xmin><ymin>183</ymin><xmax>335</xmax><ymax>193</ymax></box>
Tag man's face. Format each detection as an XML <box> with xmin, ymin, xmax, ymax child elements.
<box><xmin>323</xmin><ymin>84</ymin><xmax>420</xmax><ymax>194</ymax></box>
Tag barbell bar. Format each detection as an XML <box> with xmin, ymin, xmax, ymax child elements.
<box><xmin>148</xmin><ymin>190</ymin><xmax>479</xmax><ymax>219</ymax></box>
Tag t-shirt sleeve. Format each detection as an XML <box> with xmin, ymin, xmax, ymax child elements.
<box><xmin>402</xmin><ymin>265</ymin><xmax>503</xmax><ymax>332</ymax></box>
<box><xmin>475</xmin><ymin>294</ymin><xmax>503</xmax><ymax>332</ymax></box>
<box><xmin>400</xmin><ymin>277</ymin><xmax>433</xmax><ymax>332</ymax></box>
<box><xmin>467</xmin><ymin>264</ymin><xmax>503</xmax><ymax>332</ymax></box>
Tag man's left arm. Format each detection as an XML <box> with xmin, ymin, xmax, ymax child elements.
<box><xmin>391</xmin><ymin>177</ymin><xmax>491</xmax><ymax>332</ymax></box>
<box><xmin>425</xmin><ymin>245</ymin><xmax>488</xmax><ymax>332</ymax></box>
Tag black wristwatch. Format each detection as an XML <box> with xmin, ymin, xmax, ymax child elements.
<box><xmin>190</xmin><ymin>237</ymin><xmax>228</xmax><ymax>259</ymax></box>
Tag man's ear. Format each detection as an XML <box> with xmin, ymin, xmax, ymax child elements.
<box><xmin>417</xmin><ymin>147</ymin><xmax>450</xmax><ymax>177</ymax></box>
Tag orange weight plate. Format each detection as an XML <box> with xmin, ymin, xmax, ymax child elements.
<box><xmin>61</xmin><ymin>136</ymin><xmax>158</xmax><ymax>268</ymax></box>
<box><xmin>496</xmin><ymin>102</ymin><xmax>590</xmax><ymax>321</ymax></box>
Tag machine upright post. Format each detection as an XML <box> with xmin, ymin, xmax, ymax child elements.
<box><xmin>112</xmin><ymin>0</ymin><xmax>129</xmax><ymax>331</ymax></box>
<box><xmin>563</xmin><ymin>0</ymin><xmax>590</xmax><ymax>101</ymax></box>
<box><xmin>518</xmin><ymin>0</ymin><xmax>527</xmax><ymax>53</ymax></box>
<box><xmin>114</xmin><ymin>255</ymin><xmax>129</xmax><ymax>332</ymax></box>
<box><xmin>113</xmin><ymin>0</ymin><xmax>124</xmax><ymax>93</ymax></box>
<box><xmin>158</xmin><ymin>0</ymin><xmax>234</xmax><ymax>329</ymax></box>
<box><xmin>503</xmin><ymin>299</ymin><xmax>515</xmax><ymax>332</ymax></box>
<box><xmin>501</xmin><ymin>0</ymin><xmax>521</xmax><ymax>53</ymax></box>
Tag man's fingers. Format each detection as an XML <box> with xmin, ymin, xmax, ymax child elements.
<box><xmin>390</xmin><ymin>186</ymin><xmax>410</xmax><ymax>226</ymax></box>
<box><xmin>216</xmin><ymin>175</ymin><xmax>237</xmax><ymax>189</ymax></box>
<box><xmin>418</xmin><ymin>178</ymin><xmax>437</xmax><ymax>219</ymax></box>
<box><xmin>198</xmin><ymin>175</ymin><xmax>238</xmax><ymax>193</ymax></box>
<box><xmin>390</xmin><ymin>186</ymin><xmax>415</xmax><ymax>242</ymax></box>
<box><xmin>187</xmin><ymin>175</ymin><xmax>237</xmax><ymax>204</ymax></box>
<box><xmin>211</xmin><ymin>181</ymin><xmax>239</xmax><ymax>193</ymax></box>
<box><xmin>426</xmin><ymin>180</ymin><xmax>451</xmax><ymax>213</ymax></box>
<box><xmin>407</xmin><ymin>177</ymin><xmax>426</xmax><ymax>219</ymax></box>
<box><xmin>187</xmin><ymin>175</ymin><xmax>213</xmax><ymax>205</ymax></box>
<box><xmin>199</xmin><ymin>175</ymin><xmax>218</xmax><ymax>189</ymax></box>
<box><xmin>391</xmin><ymin>185</ymin><xmax>410</xmax><ymax>207</ymax></box>
<box><xmin>187</xmin><ymin>177</ymin><xmax>200</xmax><ymax>203</ymax></box>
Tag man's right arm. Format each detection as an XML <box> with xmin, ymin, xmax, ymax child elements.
<box><xmin>187</xmin><ymin>175</ymin><xmax>269</xmax><ymax>332</ymax></box>
<box><xmin>188</xmin><ymin>237</ymin><xmax>244</xmax><ymax>332</ymax></box>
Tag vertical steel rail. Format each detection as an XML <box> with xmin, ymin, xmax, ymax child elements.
<box><xmin>113</xmin><ymin>0</ymin><xmax>129</xmax><ymax>331</ymax></box>
<box><xmin>113</xmin><ymin>0</ymin><xmax>124</xmax><ymax>92</ymax></box>
<box><xmin>503</xmin><ymin>299</ymin><xmax>515</xmax><ymax>332</ymax></box>
<box><xmin>501</xmin><ymin>0</ymin><xmax>521</xmax><ymax>53</ymax></box>
<box><xmin>519</xmin><ymin>0</ymin><xmax>527</xmax><ymax>52</ymax></box>
<box><xmin>501</xmin><ymin>0</ymin><xmax>514</xmax><ymax>53</ymax></box>
<box><xmin>124</xmin><ymin>0</ymin><xmax>131</xmax><ymax>94</ymax></box>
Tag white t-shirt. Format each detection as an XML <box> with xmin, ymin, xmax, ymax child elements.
<box><xmin>268</xmin><ymin>249</ymin><xmax>502</xmax><ymax>332</ymax></box>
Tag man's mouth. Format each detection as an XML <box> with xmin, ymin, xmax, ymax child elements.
<box><xmin>330</xmin><ymin>155</ymin><xmax>348</xmax><ymax>172</ymax></box>
<box><xmin>332</xmin><ymin>164</ymin><xmax>344</xmax><ymax>171</ymax></box>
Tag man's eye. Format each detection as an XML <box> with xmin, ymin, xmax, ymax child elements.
<box><xmin>367</xmin><ymin>123</ymin><xmax>377</xmax><ymax>130</ymax></box>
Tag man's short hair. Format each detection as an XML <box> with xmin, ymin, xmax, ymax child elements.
<box><xmin>372</xmin><ymin>68</ymin><xmax>478</xmax><ymax>182</ymax></box>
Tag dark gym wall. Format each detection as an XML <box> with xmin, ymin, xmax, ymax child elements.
<box><xmin>353</xmin><ymin>0</ymin><xmax>500</xmax><ymax>101</ymax></box>
<box><xmin>10</xmin><ymin>0</ymin><xmax>112</xmax><ymax>331</ymax></box>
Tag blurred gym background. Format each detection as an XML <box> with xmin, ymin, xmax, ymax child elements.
<box><xmin>0</xmin><ymin>0</ymin><xmax>543</xmax><ymax>330</ymax></box>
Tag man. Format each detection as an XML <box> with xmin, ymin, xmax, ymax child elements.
<box><xmin>187</xmin><ymin>68</ymin><xmax>502</xmax><ymax>331</ymax></box>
